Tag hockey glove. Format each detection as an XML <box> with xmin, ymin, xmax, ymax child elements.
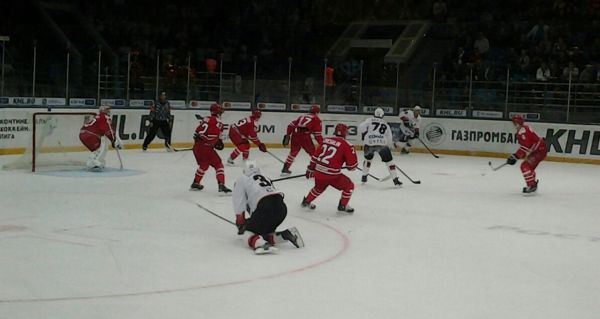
<box><xmin>507</xmin><ymin>154</ymin><xmax>518</xmax><ymax>165</ymax></box>
<box><xmin>112</xmin><ymin>138</ymin><xmax>124</xmax><ymax>150</ymax></box>
<box><xmin>235</xmin><ymin>214</ymin><xmax>246</xmax><ymax>235</ymax></box>
<box><xmin>214</xmin><ymin>139</ymin><xmax>224</xmax><ymax>150</ymax></box>
<box><xmin>258</xmin><ymin>143</ymin><xmax>267</xmax><ymax>152</ymax></box>
<box><xmin>282</xmin><ymin>134</ymin><xmax>290</xmax><ymax>147</ymax></box>
<box><xmin>305</xmin><ymin>168</ymin><xmax>314</xmax><ymax>179</ymax></box>
<box><xmin>414</xmin><ymin>129</ymin><xmax>420</xmax><ymax>138</ymax></box>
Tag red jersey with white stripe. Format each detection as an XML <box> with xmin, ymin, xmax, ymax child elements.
<box><xmin>80</xmin><ymin>113</ymin><xmax>115</xmax><ymax>141</ymax></box>
<box><xmin>310</xmin><ymin>136</ymin><xmax>358</xmax><ymax>175</ymax></box>
<box><xmin>515</xmin><ymin>124</ymin><xmax>544</xmax><ymax>158</ymax></box>
<box><xmin>230</xmin><ymin>116</ymin><xmax>261</xmax><ymax>144</ymax></box>
<box><xmin>287</xmin><ymin>113</ymin><xmax>323</xmax><ymax>145</ymax></box>
<box><xmin>194</xmin><ymin>115</ymin><xmax>223</xmax><ymax>147</ymax></box>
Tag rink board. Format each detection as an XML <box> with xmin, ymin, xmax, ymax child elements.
<box><xmin>1</xmin><ymin>108</ymin><xmax>599</xmax><ymax>164</ymax></box>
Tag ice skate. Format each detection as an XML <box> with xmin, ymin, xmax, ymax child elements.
<box><xmin>281</xmin><ymin>166</ymin><xmax>292</xmax><ymax>176</ymax></box>
<box><xmin>522</xmin><ymin>180</ymin><xmax>538</xmax><ymax>194</ymax></box>
<box><xmin>301</xmin><ymin>197</ymin><xmax>316</xmax><ymax>210</ymax></box>
<box><xmin>393</xmin><ymin>177</ymin><xmax>402</xmax><ymax>187</ymax></box>
<box><xmin>226</xmin><ymin>158</ymin><xmax>235</xmax><ymax>166</ymax></box>
<box><xmin>281</xmin><ymin>227</ymin><xmax>305</xmax><ymax>248</ymax></box>
<box><xmin>337</xmin><ymin>203</ymin><xmax>354</xmax><ymax>214</ymax></box>
<box><xmin>254</xmin><ymin>242</ymin><xmax>278</xmax><ymax>255</ymax></box>
<box><xmin>218</xmin><ymin>183</ymin><xmax>232</xmax><ymax>193</ymax></box>
<box><xmin>190</xmin><ymin>183</ymin><xmax>204</xmax><ymax>191</ymax></box>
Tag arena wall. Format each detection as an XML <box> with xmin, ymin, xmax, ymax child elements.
<box><xmin>1</xmin><ymin>108</ymin><xmax>599</xmax><ymax>164</ymax></box>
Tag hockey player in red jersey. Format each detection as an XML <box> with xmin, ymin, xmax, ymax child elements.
<box><xmin>302</xmin><ymin>123</ymin><xmax>358</xmax><ymax>213</ymax></box>
<box><xmin>79</xmin><ymin>105</ymin><xmax>123</xmax><ymax>171</ymax></box>
<box><xmin>226</xmin><ymin>109</ymin><xmax>267</xmax><ymax>165</ymax></box>
<box><xmin>281</xmin><ymin>105</ymin><xmax>323</xmax><ymax>175</ymax></box>
<box><xmin>191</xmin><ymin>103</ymin><xmax>231</xmax><ymax>193</ymax></box>
<box><xmin>506</xmin><ymin>114</ymin><xmax>548</xmax><ymax>193</ymax></box>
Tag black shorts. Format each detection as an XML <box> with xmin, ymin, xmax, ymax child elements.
<box><xmin>395</xmin><ymin>131</ymin><xmax>415</xmax><ymax>143</ymax></box>
<box><xmin>364</xmin><ymin>145</ymin><xmax>393</xmax><ymax>162</ymax></box>
<box><xmin>245</xmin><ymin>194</ymin><xmax>287</xmax><ymax>235</ymax></box>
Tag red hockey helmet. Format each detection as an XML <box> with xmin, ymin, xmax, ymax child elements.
<box><xmin>511</xmin><ymin>114</ymin><xmax>524</xmax><ymax>126</ymax></box>
<box><xmin>251</xmin><ymin>109</ymin><xmax>262</xmax><ymax>119</ymax></box>
<box><xmin>333</xmin><ymin>123</ymin><xmax>349</xmax><ymax>138</ymax></box>
<box><xmin>210</xmin><ymin>103</ymin><xmax>223</xmax><ymax>116</ymax></box>
<box><xmin>310</xmin><ymin>104</ymin><xmax>320</xmax><ymax>114</ymax></box>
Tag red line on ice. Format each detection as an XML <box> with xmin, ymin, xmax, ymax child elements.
<box><xmin>0</xmin><ymin>216</ymin><xmax>350</xmax><ymax>303</ymax></box>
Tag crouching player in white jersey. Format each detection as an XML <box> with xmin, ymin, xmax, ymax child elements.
<box><xmin>233</xmin><ymin>161</ymin><xmax>304</xmax><ymax>254</ymax></box>
<box><xmin>396</xmin><ymin>105</ymin><xmax>422</xmax><ymax>154</ymax></box>
<box><xmin>358</xmin><ymin>108</ymin><xmax>402</xmax><ymax>186</ymax></box>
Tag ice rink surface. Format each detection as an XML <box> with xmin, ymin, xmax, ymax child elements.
<box><xmin>1</xmin><ymin>148</ymin><xmax>599</xmax><ymax>319</ymax></box>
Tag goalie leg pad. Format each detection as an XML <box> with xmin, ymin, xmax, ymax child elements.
<box><xmin>87</xmin><ymin>139</ymin><xmax>108</xmax><ymax>169</ymax></box>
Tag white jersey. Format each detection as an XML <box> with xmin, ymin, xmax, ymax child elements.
<box><xmin>358</xmin><ymin>117</ymin><xmax>394</xmax><ymax>147</ymax></box>
<box><xmin>232</xmin><ymin>172</ymin><xmax>283</xmax><ymax>215</ymax></box>
<box><xmin>399</xmin><ymin>110</ymin><xmax>422</xmax><ymax>136</ymax></box>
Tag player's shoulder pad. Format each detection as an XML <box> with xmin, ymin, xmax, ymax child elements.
<box><xmin>517</xmin><ymin>126</ymin><xmax>526</xmax><ymax>135</ymax></box>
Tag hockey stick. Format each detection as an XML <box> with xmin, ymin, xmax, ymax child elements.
<box><xmin>272</xmin><ymin>174</ymin><xmax>305</xmax><ymax>182</ymax></box>
<box><xmin>394</xmin><ymin>165</ymin><xmax>421</xmax><ymax>184</ymax></box>
<box><xmin>488</xmin><ymin>161</ymin><xmax>508</xmax><ymax>171</ymax></box>
<box><xmin>109</xmin><ymin>125</ymin><xmax>124</xmax><ymax>171</ymax></box>
<box><xmin>172</xmin><ymin>147</ymin><xmax>193</xmax><ymax>152</ymax></box>
<box><xmin>417</xmin><ymin>137</ymin><xmax>440</xmax><ymax>158</ymax></box>
<box><xmin>115</xmin><ymin>147</ymin><xmax>123</xmax><ymax>171</ymax></box>
<box><xmin>266</xmin><ymin>150</ymin><xmax>286</xmax><ymax>164</ymax></box>
<box><xmin>353</xmin><ymin>166</ymin><xmax>382</xmax><ymax>181</ymax></box>
<box><xmin>196</xmin><ymin>203</ymin><xmax>236</xmax><ymax>226</ymax></box>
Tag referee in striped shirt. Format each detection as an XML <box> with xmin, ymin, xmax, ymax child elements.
<box><xmin>143</xmin><ymin>91</ymin><xmax>173</xmax><ymax>151</ymax></box>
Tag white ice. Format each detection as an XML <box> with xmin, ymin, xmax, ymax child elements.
<box><xmin>1</xmin><ymin>148</ymin><xmax>599</xmax><ymax>319</ymax></box>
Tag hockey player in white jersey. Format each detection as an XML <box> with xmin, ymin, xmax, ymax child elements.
<box><xmin>396</xmin><ymin>105</ymin><xmax>422</xmax><ymax>154</ymax></box>
<box><xmin>358</xmin><ymin>108</ymin><xmax>402</xmax><ymax>186</ymax></box>
<box><xmin>233</xmin><ymin>161</ymin><xmax>304</xmax><ymax>254</ymax></box>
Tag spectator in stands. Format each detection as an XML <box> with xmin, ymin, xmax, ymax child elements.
<box><xmin>518</xmin><ymin>49</ymin><xmax>531</xmax><ymax>75</ymax></box>
<box><xmin>536</xmin><ymin>62</ymin><xmax>552</xmax><ymax>81</ymax></box>
<box><xmin>473</xmin><ymin>32</ymin><xmax>490</xmax><ymax>59</ymax></box>
<box><xmin>526</xmin><ymin>20</ymin><xmax>550</xmax><ymax>45</ymax></box>
<box><xmin>579</xmin><ymin>64</ymin><xmax>595</xmax><ymax>83</ymax></box>
<box><xmin>432</xmin><ymin>0</ymin><xmax>447</xmax><ymax>22</ymax></box>
<box><xmin>562</xmin><ymin>62</ymin><xmax>579</xmax><ymax>80</ymax></box>
<box><xmin>552</xmin><ymin>37</ymin><xmax>567</xmax><ymax>58</ymax></box>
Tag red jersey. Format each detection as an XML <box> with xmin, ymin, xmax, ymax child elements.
<box><xmin>287</xmin><ymin>113</ymin><xmax>323</xmax><ymax>145</ymax></box>
<box><xmin>310</xmin><ymin>136</ymin><xmax>358</xmax><ymax>175</ymax></box>
<box><xmin>230</xmin><ymin>116</ymin><xmax>261</xmax><ymax>144</ymax></box>
<box><xmin>515</xmin><ymin>125</ymin><xmax>544</xmax><ymax>158</ymax></box>
<box><xmin>195</xmin><ymin>115</ymin><xmax>223</xmax><ymax>147</ymax></box>
<box><xmin>80</xmin><ymin>113</ymin><xmax>115</xmax><ymax>141</ymax></box>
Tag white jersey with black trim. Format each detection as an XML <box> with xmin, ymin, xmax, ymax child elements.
<box><xmin>358</xmin><ymin>117</ymin><xmax>394</xmax><ymax>147</ymax></box>
<box><xmin>232</xmin><ymin>172</ymin><xmax>284</xmax><ymax>216</ymax></box>
<box><xmin>399</xmin><ymin>110</ymin><xmax>422</xmax><ymax>136</ymax></box>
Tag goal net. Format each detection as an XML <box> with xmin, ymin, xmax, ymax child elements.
<box><xmin>2</xmin><ymin>112</ymin><xmax>97</xmax><ymax>172</ymax></box>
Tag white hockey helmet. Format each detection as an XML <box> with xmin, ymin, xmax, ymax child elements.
<box><xmin>374</xmin><ymin>107</ymin><xmax>385</xmax><ymax>118</ymax></box>
<box><xmin>243</xmin><ymin>160</ymin><xmax>261</xmax><ymax>176</ymax></box>
<box><xmin>99</xmin><ymin>104</ymin><xmax>111</xmax><ymax>115</ymax></box>
<box><xmin>413</xmin><ymin>105</ymin><xmax>422</xmax><ymax>112</ymax></box>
